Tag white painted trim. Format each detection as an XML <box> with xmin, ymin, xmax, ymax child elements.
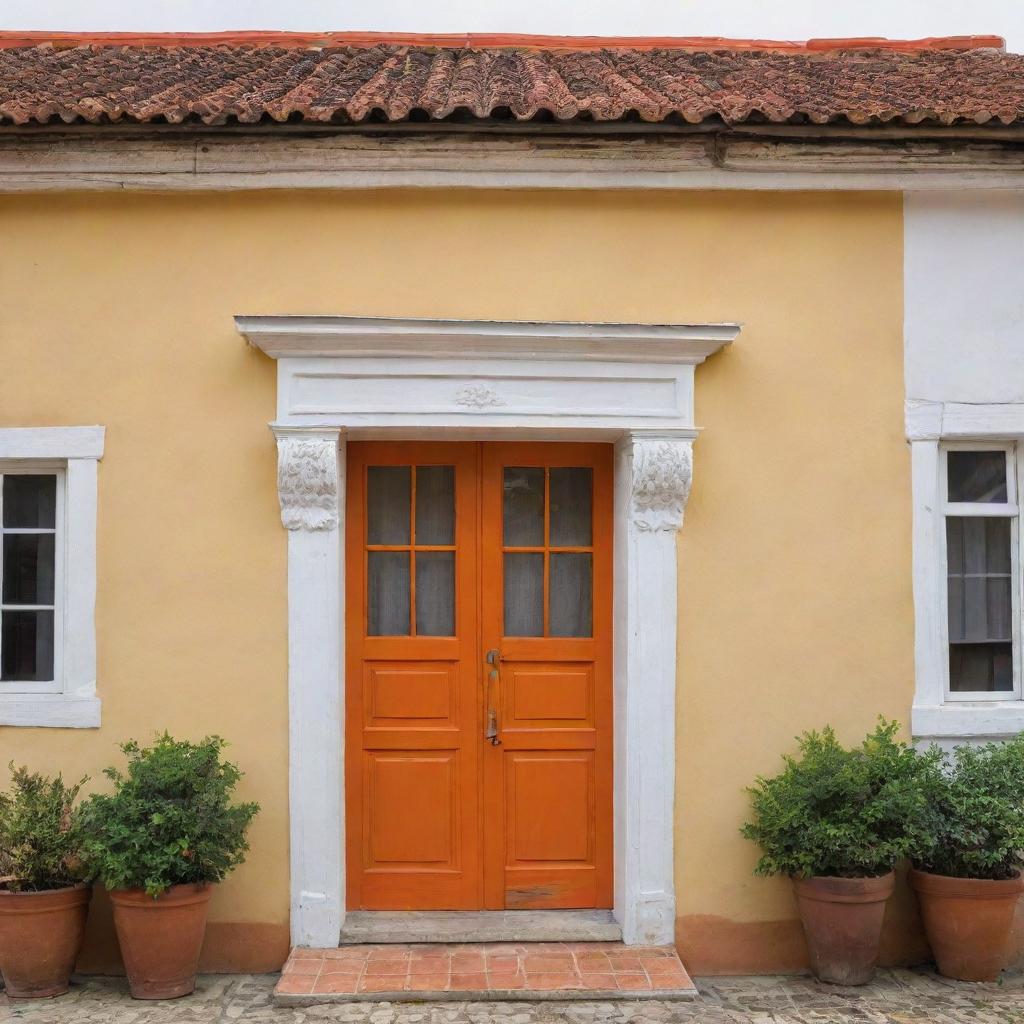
<box><xmin>239</xmin><ymin>316</ymin><xmax>740</xmax><ymax>363</ymax></box>
<box><xmin>273</xmin><ymin>426</ymin><xmax>345</xmax><ymax>948</ymax></box>
<box><xmin>4</xmin><ymin>132</ymin><xmax>1024</xmax><ymax>194</ymax></box>
<box><xmin>0</xmin><ymin>426</ymin><xmax>104</xmax><ymax>729</ymax></box>
<box><xmin>250</xmin><ymin>317</ymin><xmax>730</xmax><ymax>947</ymax></box>
<box><xmin>0</xmin><ymin>426</ymin><xmax>105</xmax><ymax>460</ymax></box>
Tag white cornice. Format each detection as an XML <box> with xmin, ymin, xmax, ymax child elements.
<box><xmin>235</xmin><ymin>315</ymin><xmax>740</xmax><ymax>364</ymax></box>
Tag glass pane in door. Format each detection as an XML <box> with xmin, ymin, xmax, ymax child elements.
<box><xmin>504</xmin><ymin>552</ymin><xmax>544</xmax><ymax>636</ymax></box>
<box><xmin>549</xmin><ymin>552</ymin><xmax>593</xmax><ymax>637</ymax></box>
<box><xmin>368</xmin><ymin>551</ymin><xmax>410</xmax><ymax>635</ymax></box>
<box><xmin>416</xmin><ymin>551</ymin><xmax>455</xmax><ymax>636</ymax></box>
<box><xmin>367</xmin><ymin>466</ymin><xmax>411</xmax><ymax>545</ymax></box>
<box><xmin>503</xmin><ymin>468</ymin><xmax>544</xmax><ymax>546</ymax></box>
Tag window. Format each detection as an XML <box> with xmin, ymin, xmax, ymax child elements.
<box><xmin>942</xmin><ymin>445</ymin><xmax>1021</xmax><ymax>701</ymax></box>
<box><xmin>0</xmin><ymin>427</ymin><xmax>103</xmax><ymax>728</ymax></box>
<box><xmin>1</xmin><ymin>472</ymin><xmax>62</xmax><ymax>688</ymax></box>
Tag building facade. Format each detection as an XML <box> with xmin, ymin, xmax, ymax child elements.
<box><xmin>1</xmin><ymin>33</ymin><xmax>1023</xmax><ymax>975</ymax></box>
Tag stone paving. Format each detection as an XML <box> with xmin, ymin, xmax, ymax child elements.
<box><xmin>3</xmin><ymin>969</ymin><xmax>1024</xmax><ymax>1023</ymax></box>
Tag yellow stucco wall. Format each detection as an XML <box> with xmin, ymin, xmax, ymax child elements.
<box><xmin>0</xmin><ymin>189</ymin><xmax>911</xmax><ymax>973</ymax></box>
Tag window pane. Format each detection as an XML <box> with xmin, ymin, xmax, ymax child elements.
<box><xmin>549</xmin><ymin>468</ymin><xmax>592</xmax><ymax>547</ymax></box>
<box><xmin>948</xmin><ymin>451</ymin><xmax>1008</xmax><ymax>503</ymax></box>
<box><xmin>367</xmin><ymin>466</ymin><xmax>411</xmax><ymax>545</ymax></box>
<box><xmin>550</xmin><ymin>552</ymin><xmax>593</xmax><ymax>638</ymax></box>
<box><xmin>504</xmin><ymin>552</ymin><xmax>543</xmax><ymax>636</ymax></box>
<box><xmin>415</xmin><ymin>466</ymin><xmax>455</xmax><ymax>546</ymax></box>
<box><xmin>947</xmin><ymin>515</ymin><xmax>1015</xmax><ymax>693</ymax></box>
<box><xmin>950</xmin><ymin>643</ymin><xmax>1013</xmax><ymax>693</ymax></box>
<box><xmin>2</xmin><ymin>534</ymin><xmax>55</xmax><ymax>605</ymax></box>
<box><xmin>2</xmin><ymin>475</ymin><xmax>56</xmax><ymax>529</ymax></box>
<box><xmin>1</xmin><ymin>609</ymin><xmax>54</xmax><ymax>681</ymax></box>
<box><xmin>946</xmin><ymin>517</ymin><xmax>1012</xmax><ymax>643</ymax></box>
<box><xmin>367</xmin><ymin>551</ymin><xmax>410</xmax><ymax>636</ymax></box>
<box><xmin>415</xmin><ymin>552</ymin><xmax>455</xmax><ymax>636</ymax></box>
<box><xmin>503</xmin><ymin>468</ymin><xmax>544</xmax><ymax>546</ymax></box>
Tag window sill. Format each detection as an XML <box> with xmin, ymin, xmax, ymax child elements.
<box><xmin>0</xmin><ymin>695</ymin><xmax>101</xmax><ymax>728</ymax></box>
<box><xmin>912</xmin><ymin>702</ymin><xmax>1024</xmax><ymax>741</ymax></box>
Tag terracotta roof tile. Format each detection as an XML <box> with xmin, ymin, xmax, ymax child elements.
<box><xmin>1</xmin><ymin>35</ymin><xmax>1022</xmax><ymax>129</ymax></box>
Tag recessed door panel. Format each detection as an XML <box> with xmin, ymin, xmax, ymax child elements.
<box><xmin>365</xmin><ymin>752</ymin><xmax>458</xmax><ymax>867</ymax></box>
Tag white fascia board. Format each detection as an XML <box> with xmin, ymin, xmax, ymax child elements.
<box><xmin>235</xmin><ymin>315</ymin><xmax>741</xmax><ymax>364</ymax></box>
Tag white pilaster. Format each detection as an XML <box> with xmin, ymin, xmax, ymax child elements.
<box><xmin>614</xmin><ymin>430</ymin><xmax>694</xmax><ymax>946</ymax></box>
<box><xmin>274</xmin><ymin>425</ymin><xmax>346</xmax><ymax>948</ymax></box>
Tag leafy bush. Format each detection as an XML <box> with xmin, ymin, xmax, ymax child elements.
<box><xmin>741</xmin><ymin>719</ymin><xmax>935</xmax><ymax>878</ymax></box>
<box><xmin>81</xmin><ymin>734</ymin><xmax>259</xmax><ymax>897</ymax></box>
<box><xmin>909</xmin><ymin>735</ymin><xmax>1024</xmax><ymax>880</ymax></box>
<box><xmin>0</xmin><ymin>764</ymin><xmax>86</xmax><ymax>892</ymax></box>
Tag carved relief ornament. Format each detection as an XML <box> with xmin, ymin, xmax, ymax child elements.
<box><xmin>275</xmin><ymin>432</ymin><xmax>340</xmax><ymax>531</ymax></box>
<box><xmin>630</xmin><ymin>437</ymin><xmax>693</xmax><ymax>532</ymax></box>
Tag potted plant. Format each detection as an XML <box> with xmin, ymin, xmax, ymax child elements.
<box><xmin>908</xmin><ymin>735</ymin><xmax>1024</xmax><ymax>982</ymax></box>
<box><xmin>0</xmin><ymin>765</ymin><xmax>91</xmax><ymax>998</ymax></box>
<box><xmin>80</xmin><ymin>734</ymin><xmax>259</xmax><ymax>1000</ymax></box>
<box><xmin>741</xmin><ymin>720</ymin><xmax>931</xmax><ymax>985</ymax></box>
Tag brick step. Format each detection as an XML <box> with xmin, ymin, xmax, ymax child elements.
<box><xmin>274</xmin><ymin>942</ymin><xmax>698</xmax><ymax>1004</ymax></box>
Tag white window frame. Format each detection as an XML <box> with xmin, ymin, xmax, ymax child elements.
<box><xmin>939</xmin><ymin>441</ymin><xmax>1022</xmax><ymax>703</ymax></box>
<box><xmin>909</xmin><ymin>400</ymin><xmax>1024</xmax><ymax>740</ymax></box>
<box><xmin>0</xmin><ymin>427</ymin><xmax>103</xmax><ymax>728</ymax></box>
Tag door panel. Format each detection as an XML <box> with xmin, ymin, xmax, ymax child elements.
<box><xmin>347</xmin><ymin>441</ymin><xmax>612</xmax><ymax>911</ymax></box>
<box><xmin>481</xmin><ymin>443</ymin><xmax>613</xmax><ymax>910</ymax></box>
<box><xmin>346</xmin><ymin>443</ymin><xmax>480</xmax><ymax>909</ymax></box>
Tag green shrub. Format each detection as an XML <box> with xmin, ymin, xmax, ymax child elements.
<box><xmin>741</xmin><ymin>719</ymin><xmax>935</xmax><ymax>878</ymax></box>
<box><xmin>909</xmin><ymin>735</ymin><xmax>1024</xmax><ymax>880</ymax></box>
<box><xmin>0</xmin><ymin>764</ymin><xmax>87</xmax><ymax>892</ymax></box>
<box><xmin>81</xmin><ymin>734</ymin><xmax>259</xmax><ymax>897</ymax></box>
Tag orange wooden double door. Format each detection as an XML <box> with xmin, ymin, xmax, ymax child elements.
<box><xmin>345</xmin><ymin>442</ymin><xmax>613</xmax><ymax>910</ymax></box>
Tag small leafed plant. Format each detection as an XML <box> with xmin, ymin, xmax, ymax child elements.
<box><xmin>741</xmin><ymin>719</ymin><xmax>934</xmax><ymax>878</ymax></box>
<box><xmin>910</xmin><ymin>735</ymin><xmax>1024</xmax><ymax>880</ymax></box>
<box><xmin>0</xmin><ymin>764</ymin><xmax>87</xmax><ymax>892</ymax></box>
<box><xmin>81</xmin><ymin>734</ymin><xmax>259</xmax><ymax>897</ymax></box>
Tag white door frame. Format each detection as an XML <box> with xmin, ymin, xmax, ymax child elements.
<box><xmin>237</xmin><ymin>316</ymin><xmax>739</xmax><ymax>947</ymax></box>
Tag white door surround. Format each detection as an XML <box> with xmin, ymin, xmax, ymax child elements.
<box><xmin>237</xmin><ymin>315</ymin><xmax>739</xmax><ymax>947</ymax></box>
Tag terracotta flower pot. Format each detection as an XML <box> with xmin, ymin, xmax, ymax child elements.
<box><xmin>909</xmin><ymin>868</ymin><xmax>1024</xmax><ymax>982</ymax></box>
<box><xmin>109</xmin><ymin>882</ymin><xmax>213</xmax><ymax>999</ymax></box>
<box><xmin>0</xmin><ymin>884</ymin><xmax>92</xmax><ymax>998</ymax></box>
<box><xmin>792</xmin><ymin>872</ymin><xmax>895</xmax><ymax>985</ymax></box>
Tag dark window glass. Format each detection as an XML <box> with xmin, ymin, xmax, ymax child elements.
<box><xmin>947</xmin><ymin>515</ymin><xmax>1014</xmax><ymax>692</ymax></box>
<box><xmin>367</xmin><ymin>551</ymin><xmax>410</xmax><ymax>636</ymax></box>
<box><xmin>2</xmin><ymin>534</ymin><xmax>55</xmax><ymax>605</ymax></box>
<box><xmin>504</xmin><ymin>552</ymin><xmax>543</xmax><ymax>636</ymax></box>
<box><xmin>415</xmin><ymin>466</ymin><xmax>455</xmax><ymax>546</ymax></box>
<box><xmin>549</xmin><ymin>468</ymin><xmax>592</xmax><ymax>547</ymax></box>
<box><xmin>1</xmin><ymin>610</ymin><xmax>54</xmax><ymax>682</ymax></box>
<box><xmin>948</xmin><ymin>451</ymin><xmax>1008</xmax><ymax>503</ymax></box>
<box><xmin>367</xmin><ymin>467</ymin><xmax>411</xmax><ymax>545</ymax></box>
<box><xmin>415</xmin><ymin>552</ymin><xmax>455</xmax><ymax>636</ymax></box>
<box><xmin>549</xmin><ymin>552</ymin><xmax>593</xmax><ymax>637</ymax></box>
<box><xmin>503</xmin><ymin>468</ymin><xmax>545</xmax><ymax>546</ymax></box>
<box><xmin>2</xmin><ymin>475</ymin><xmax>56</xmax><ymax>529</ymax></box>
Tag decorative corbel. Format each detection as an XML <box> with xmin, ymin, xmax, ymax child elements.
<box><xmin>273</xmin><ymin>428</ymin><xmax>341</xmax><ymax>532</ymax></box>
<box><xmin>630</xmin><ymin>435</ymin><xmax>694</xmax><ymax>533</ymax></box>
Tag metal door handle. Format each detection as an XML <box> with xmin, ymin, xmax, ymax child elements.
<box><xmin>485</xmin><ymin>649</ymin><xmax>501</xmax><ymax>746</ymax></box>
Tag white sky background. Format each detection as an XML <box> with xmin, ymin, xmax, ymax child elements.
<box><xmin>2</xmin><ymin>0</ymin><xmax>1023</xmax><ymax>52</ymax></box>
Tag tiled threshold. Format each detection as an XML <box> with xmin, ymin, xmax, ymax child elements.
<box><xmin>341</xmin><ymin>909</ymin><xmax>621</xmax><ymax>944</ymax></box>
<box><xmin>275</xmin><ymin>942</ymin><xmax>698</xmax><ymax>1004</ymax></box>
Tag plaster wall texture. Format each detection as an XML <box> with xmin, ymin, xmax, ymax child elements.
<box><xmin>0</xmin><ymin>189</ymin><xmax>911</xmax><ymax>972</ymax></box>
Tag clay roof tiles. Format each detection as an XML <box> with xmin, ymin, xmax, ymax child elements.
<box><xmin>1</xmin><ymin>33</ymin><xmax>1022</xmax><ymax>129</ymax></box>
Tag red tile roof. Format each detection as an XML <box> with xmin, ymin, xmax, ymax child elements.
<box><xmin>1</xmin><ymin>33</ymin><xmax>1022</xmax><ymax>129</ymax></box>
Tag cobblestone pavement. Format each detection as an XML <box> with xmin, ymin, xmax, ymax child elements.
<box><xmin>3</xmin><ymin>969</ymin><xmax>1023</xmax><ymax>1023</ymax></box>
